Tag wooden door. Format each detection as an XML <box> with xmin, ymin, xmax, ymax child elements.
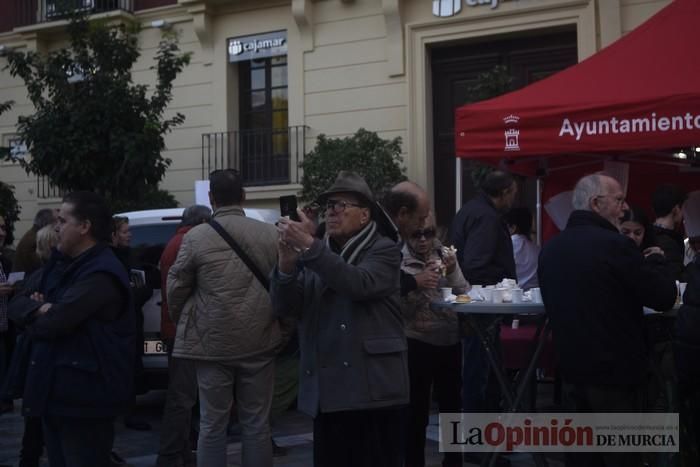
<box><xmin>431</xmin><ymin>29</ymin><xmax>578</xmax><ymax>226</ymax></box>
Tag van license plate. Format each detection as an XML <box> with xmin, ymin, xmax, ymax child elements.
<box><xmin>144</xmin><ymin>340</ymin><xmax>168</xmax><ymax>355</ymax></box>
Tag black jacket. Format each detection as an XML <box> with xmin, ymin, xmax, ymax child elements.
<box><xmin>652</xmin><ymin>225</ymin><xmax>686</xmax><ymax>281</ymax></box>
<box><xmin>539</xmin><ymin>210</ymin><xmax>677</xmax><ymax>386</ymax></box>
<box><xmin>448</xmin><ymin>192</ymin><xmax>515</xmax><ymax>285</ymax></box>
<box><xmin>9</xmin><ymin>244</ymin><xmax>135</xmax><ymax>417</ymax></box>
<box><xmin>675</xmin><ymin>259</ymin><xmax>700</xmax><ymax>386</ymax></box>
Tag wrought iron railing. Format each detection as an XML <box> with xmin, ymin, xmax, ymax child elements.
<box><xmin>36</xmin><ymin>176</ymin><xmax>65</xmax><ymax>199</ymax></box>
<box><xmin>15</xmin><ymin>0</ymin><xmax>134</xmax><ymax>27</ymax></box>
<box><xmin>202</xmin><ymin>126</ymin><xmax>307</xmax><ymax>186</ymax></box>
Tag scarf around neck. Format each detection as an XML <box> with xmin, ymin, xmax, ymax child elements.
<box><xmin>326</xmin><ymin>220</ymin><xmax>377</xmax><ymax>265</ymax></box>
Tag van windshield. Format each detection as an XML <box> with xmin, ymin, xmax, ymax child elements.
<box><xmin>130</xmin><ymin>224</ymin><xmax>179</xmax><ymax>249</ymax></box>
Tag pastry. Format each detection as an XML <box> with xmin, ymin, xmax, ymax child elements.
<box><xmin>455</xmin><ymin>294</ymin><xmax>471</xmax><ymax>303</ymax></box>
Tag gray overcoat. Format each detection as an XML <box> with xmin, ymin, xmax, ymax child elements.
<box><xmin>270</xmin><ymin>233</ymin><xmax>409</xmax><ymax>417</ymax></box>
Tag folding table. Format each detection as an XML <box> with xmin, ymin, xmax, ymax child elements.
<box><xmin>431</xmin><ymin>300</ymin><xmax>550</xmax><ymax>467</ymax></box>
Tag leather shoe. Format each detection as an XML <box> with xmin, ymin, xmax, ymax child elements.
<box><xmin>272</xmin><ymin>437</ymin><xmax>288</xmax><ymax>457</ymax></box>
<box><xmin>124</xmin><ymin>416</ymin><xmax>151</xmax><ymax>431</ymax></box>
<box><xmin>110</xmin><ymin>451</ymin><xmax>127</xmax><ymax>466</ymax></box>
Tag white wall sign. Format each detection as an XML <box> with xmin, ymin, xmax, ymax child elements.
<box><xmin>433</xmin><ymin>0</ymin><xmax>524</xmax><ymax>17</ymax></box>
<box><xmin>227</xmin><ymin>31</ymin><xmax>287</xmax><ymax>63</ymax></box>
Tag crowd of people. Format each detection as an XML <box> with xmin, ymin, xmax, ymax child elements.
<box><xmin>0</xmin><ymin>168</ymin><xmax>697</xmax><ymax>467</ymax></box>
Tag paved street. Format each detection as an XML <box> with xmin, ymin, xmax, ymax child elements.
<box><xmin>1</xmin><ymin>390</ymin><xmax>563</xmax><ymax>467</ymax></box>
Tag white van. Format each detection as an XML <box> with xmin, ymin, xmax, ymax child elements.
<box><xmin>116</xmin><ymin>207</ymin><xmax>279</xmax><ymax>390</ymax></box>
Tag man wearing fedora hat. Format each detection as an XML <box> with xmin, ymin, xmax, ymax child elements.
<box><xmin>271</xmin><ymin>171</ymin><xmax>408</xmax><ymax>467</ymax></box>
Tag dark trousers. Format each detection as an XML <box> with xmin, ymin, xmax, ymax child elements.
<box><xmin>19</xmin><ymin>416</ymin><xmax>44</xmax><ymax>467</ymax></box>
<box><xmin>462</xmin><ymin>322</ymin><xmax>502</xmax><ymax>412</ymax></box>
<box><xmin>156</xmin><ymin>341</ymin><xmax>198</xmax><ymax>467</ymax></box>
<box><xmin>405</xmin><ymin>338</ymin><xmax>462</xmax><ymax>467</ymax></box>
<box><xmin>313</xmin><ymin>406</ymin><xmax>405</xmax><ymax>467</ymax></box>
<box><xmin>42</xmin><ymin>415</ymin><xmax>115</xmax><ymax>467</ymax></box>
<box><xmin>563</xmin><ymin>383</ymin><xmax>645</xmax><ymax>467</ymax></box>
<box><xmin>678</xmin><ymin>383</ymin><xmax>700</xmax><ymax>467</ymax></box>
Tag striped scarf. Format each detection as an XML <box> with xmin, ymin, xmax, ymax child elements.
<box><xmin>326</xmin><ymin>220</ymin><xmax>377</xmax><ymax>265</ymax></box>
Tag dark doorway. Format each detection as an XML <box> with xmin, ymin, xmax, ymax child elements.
<box><xmin>431</xmin><ymin>29</ymin><xmax>578</xmax><ymax>226</ymax></box>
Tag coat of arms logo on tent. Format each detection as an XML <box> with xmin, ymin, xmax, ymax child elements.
<box><xmin>503</xmin><ymin>115</ymin><xmax>521</xmax><ymax>151</ymax></box>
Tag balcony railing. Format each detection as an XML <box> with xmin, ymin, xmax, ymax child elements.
<box><xmin>15</xmin><ymin>0</ymin><xmax>134</xmax><ymax>27</ymax></box>
<box><xmin>37</xmin><ymin>176</ymin><xmax>65</xmax><ymax>199</ymax></box>
<box><xmin>202</xmin><ymin>126</ymin><xmax>307</xmax><ymax>186</ymax></box>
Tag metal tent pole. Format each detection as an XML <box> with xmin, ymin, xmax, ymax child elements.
<box><xmin>536</xmin><ymin>176</ymin><xmax>543</xmax><ymax>247</ymax></box>
<box><xmin>456</xmin><ymin>157</ymin><xmax>462</xmax><ymax>213</ymax></box>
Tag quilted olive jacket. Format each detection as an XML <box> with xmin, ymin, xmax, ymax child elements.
<box><xmin>167</xmin><ymin>205</ymin><xmax>281</xmax><ymax>361</ymax></box>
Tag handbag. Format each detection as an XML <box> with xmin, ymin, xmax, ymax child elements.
<box><xmin>208</xmin><ymin>220</ymin><xmax>270</xmax><ymax>290</ymax></box>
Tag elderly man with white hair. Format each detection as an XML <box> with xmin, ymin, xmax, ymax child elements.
<box><xmin>539</xmin><ymin>173</ymin><xmax>677</xmax><ymax>467</ymax></box>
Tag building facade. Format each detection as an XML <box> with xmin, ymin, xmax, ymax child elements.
<box><xmin>0</xmin><ymin>0</ymin><xmax>670</xmax><ymax>236</ymax></box>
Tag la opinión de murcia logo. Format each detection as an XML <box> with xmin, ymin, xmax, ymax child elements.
<box><xmin>503</xmin><ymin>115</ymin><xmax>521</xmax><ymax>151</ymax></box>
<box><xmin>228</xmin><ymin>37</ymin><xmax>286</xmax><ymax>56</ymax></box>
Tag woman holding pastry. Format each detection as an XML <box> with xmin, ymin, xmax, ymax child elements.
<box><xmin>400</xmin><ymin>215</ymin><xmax>468</xmax><ymax>467</ymax></box>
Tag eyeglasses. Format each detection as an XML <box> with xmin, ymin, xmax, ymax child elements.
<box><xmin>411</xmin><ymin>228</ymin><xmax>437</xmax><ymax>240</ymax></box>
<box><xmin>325</xmin><ymin>199</ymin><xmax>365</xmax><ymax>213</ymax></box>
<box><xmin>595</xmin><ymin>194</ymin><xmax>626</xmax><ymax>206</ymax></box>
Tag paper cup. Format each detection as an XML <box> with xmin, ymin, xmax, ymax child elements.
<box><xmin>530</xmin><ymin>287</ymin><xmax>542</xmax><ymax>304</ymax></box>
<box><xmin>480</xmin><ymin>288</ymin><xmax>493</xmax><ymax>302</ymax></box>
<box><xmin>492</xmin><ymin>288</ymin><xmax>505</xmax><ymax>304</ymax></box>
<box><xmin>511</xmin><ymin>288</ymin><xmax>523</xmax><ymax>303</ymax></box>
<box><xmin>440</xmin><ymin>287</ymin><xmax>453</xmax><ymax>300</ymax></box>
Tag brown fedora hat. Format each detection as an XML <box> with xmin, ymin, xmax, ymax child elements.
<box><xmin>317</xmin><ymin>171</ymin><xmax>374</xmax><ymax>206</ymax></box>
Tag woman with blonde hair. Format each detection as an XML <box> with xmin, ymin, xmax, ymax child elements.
<box><xmin>5</xmin><ymin>224</ymin><xmax>59</xmax><ymax>467</ymax></box>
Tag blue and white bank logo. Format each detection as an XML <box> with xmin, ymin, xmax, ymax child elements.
<box><xmin>229</xmin><ymin>41</ymin><xmax>243</xmax><ymax>56</ymax></box>
<box><xmin>433</xmin><ymin>0</ymin><xmax>462</xmax><ymax>17</ymax></box>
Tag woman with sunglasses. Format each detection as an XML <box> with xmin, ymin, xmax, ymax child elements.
<box><xmin>401</xmin><ymin>214</ymin><xmax>467</xmax><ymax>467</ymax></box>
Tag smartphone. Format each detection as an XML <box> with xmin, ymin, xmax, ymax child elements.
<box><xmin>279</xmin><ymin>195</ymin><xmax>300</xmax><ymax>221</ymax></box>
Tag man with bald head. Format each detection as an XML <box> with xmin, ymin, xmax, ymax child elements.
<box><xmin>383</xmin><ymin>181</ymin><xmax>438</xmax><ymax>295</ymax></box>
<box><xmin>539</xmin><ymin>173</ymin><xmax>676</xmax><ymax>467</ymax></box>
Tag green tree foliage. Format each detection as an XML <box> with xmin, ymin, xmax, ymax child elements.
<box><xmin>0</xmin><ymin>100</ymin><xmax>20</xmax><ymax>244</ymax></box>
<box><xmin>3</xmin><ymin>13</ymin><xmax>189</xmax><ymax>212</ymax></box>
<box><xmin>300</xmin><ymin>128</ymin><xmax>406</xmax><ymax>203</ymax></box>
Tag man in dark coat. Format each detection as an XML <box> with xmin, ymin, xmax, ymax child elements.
<box><xmin>539</xmin><ymin>174</ymin><xmax>677</xmax><ymax>467</ymax></box>
<box><xmin>272</xmin><ymin>171</ymin><xmax>408</xmax><ymax>467</ymax></box>
<box><xmin>674</xmin><ymin>257</ymin><xmax>700</xmax><ymax>467</ymax></box>
<box><xmin>651</xmin><ymin>183</ymin><xmax>688</xmax><ymax>281</ymax></box>
<box><xmin>382</xmin><ymin>181</ymin><xmax>438</xmax><ymax>296</ymax></box>
<box><xmin>448</xmin><ymin>170</ymin><xmax>517</xmax><ymax>416</ymax></box>
<box><xmin>8</xmin><ymin>191</ymin><xmax>135</xmax><ymax>467</ymax></box>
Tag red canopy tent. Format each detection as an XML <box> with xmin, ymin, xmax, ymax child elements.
<box><xmin>454</xmin><ymin>0</ymin><xmax>700</xmax><ymax>240</ymax></box>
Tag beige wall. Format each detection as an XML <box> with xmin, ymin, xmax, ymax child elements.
<box><xmin>0</xmin><ymin>0</ymin><xmax>671</xmax><ymax>243</ymax></box>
